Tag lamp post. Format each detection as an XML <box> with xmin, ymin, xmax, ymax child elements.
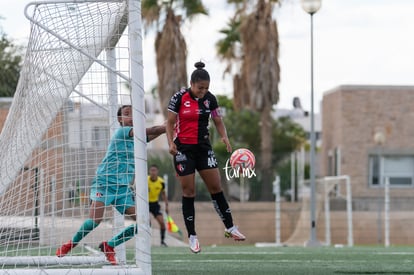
<box><xmin>374</xmin><ymin>130</ymin><xmax>385</xmax><ymax>244</ymax></box>
<box><xmin>301</xmin><ymin>0</ymin><xmax>322</xmax><ymax>247</ymax></box>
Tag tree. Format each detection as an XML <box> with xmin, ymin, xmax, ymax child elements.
<box><xmin>0</xmin><ymin>26</ymin><xmax>22</xmax><ymax>97</ymax></box>
<box><xmin>141</xmin><ymin>0</ymin><xmax>208</xmax><ymax>118</ymax></box>
<box><xmin>142</xmin><ymin>0</ymin><xmax>208</xmax><ymax>199</ymax></box>
<box><xmin>216</xmin><ymin>0</ymin><xmax>281</xmax><ymax>200</ymax></box>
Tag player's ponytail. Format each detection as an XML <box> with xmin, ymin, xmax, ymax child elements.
<box><xmin>190</xmin><ymin>61</ymin><xmax>210</xmax><ymax>83</ymax></box>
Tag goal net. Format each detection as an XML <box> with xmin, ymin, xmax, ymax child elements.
<box><xmin>0</xmin><ymin>0</ymin><xmax>150</xmax><ymax>274</ymax></box>
<box><xmin>285</xmin><ymin>175</ymin><xmax>353</xmax><ymax>247</ymax></box>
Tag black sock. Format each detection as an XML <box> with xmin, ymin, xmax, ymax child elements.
<box><xmin>211</xmin><ymin>191</ymin><xmax>234</xmax><ymax>229</ymax></box>
<box><xmin>161</xmin><ymin>229</ymin><xmax>165</xmax><ymax>242</ymax></box>
<box><xmin>182</xmin><ymin>196</ymin><xmax>196</xmax><ymax>237</ymax></box>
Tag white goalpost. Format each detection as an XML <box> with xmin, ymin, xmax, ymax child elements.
<box><xmin>0</xmin><ymin>0</ymin><xmax>150</xmax><ymax>274</ymax></box>
<box><xmin>322</xmin><ymin>175</ymin><xmax>353</xmax><ymax>247</ymax></box>
<box><xmin>285</xmin><ymin>175</ymin><xmax>353</xmax><ymax>247</ymax></box>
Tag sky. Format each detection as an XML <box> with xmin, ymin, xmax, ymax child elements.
<box><xmin>1</xmin><ymin>0</ymin><xmax>414</xmax><ymax>113</ymax></box>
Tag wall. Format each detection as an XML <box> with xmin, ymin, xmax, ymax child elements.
<box><xmin>158</xmin><ymin>201</ymin><xmax>414</xmax><ymax>246</ymax></box>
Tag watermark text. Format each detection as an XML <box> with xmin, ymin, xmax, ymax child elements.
<box><xmin>223</xmin><ymin>159</ymin><xmax>256</xmax><ymax>181</ymax></box>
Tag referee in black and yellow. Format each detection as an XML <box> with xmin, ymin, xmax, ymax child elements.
<box><xmin>148</xmin><ymin>164</ymin><xmax>169</xmax><ymax>247</ymax></box>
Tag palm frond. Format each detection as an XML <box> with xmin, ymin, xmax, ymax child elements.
<box><xmin>216</xmin><ymin>18</ymin><xmax>240</xmax><ymax>60</ymax></box>
<box><xmin>142</xmin><ymin>0</ymin><xmax>161</xmax><ymax>28</ymax></box>
<box><xmin>182</xmin><ymin>0</ymin><xmax>208</xmax><ymax>18</ymax></box>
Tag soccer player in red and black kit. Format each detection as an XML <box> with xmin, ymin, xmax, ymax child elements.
<box><xmin>166</xmin><ymin>61</ymin><xmax>246</xmax><ymax>254</ymax></box>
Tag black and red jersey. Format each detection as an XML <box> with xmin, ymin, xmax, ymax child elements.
<box><xmin>168</xmin><ymin>88</ymin><xmax>220</xmax><ymax>144</ymax></box>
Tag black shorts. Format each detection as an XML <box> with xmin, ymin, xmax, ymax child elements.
<box><xmin>173</xmin><ymin>139</ymin><xmax>218</xmax><ymax>176</ymax></box>
<box><xmin>149</xmin><ymin>202</ymin><xmax>162</xmax><ymax>217</ymax></box>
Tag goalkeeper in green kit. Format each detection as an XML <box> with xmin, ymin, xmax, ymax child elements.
<box><xmin>56</xmin><ymin>105</ymin><xmax>165</xmax><ymax>265</ymax></box>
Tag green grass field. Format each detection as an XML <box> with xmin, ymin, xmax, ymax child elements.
<box><xmin>151</xmin><ymin>245</ymin><xmax>414</xmax><ymax>275</ymax></box>
<box><xmin>2</xmin><ymin>244</ymin><xmax>414</xmax><ymax>274</ymax></box>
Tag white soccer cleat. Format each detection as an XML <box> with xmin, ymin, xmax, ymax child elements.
<box><xmin>189</xmin><ymin>235</ymin><xmax>201</xmax><ymax>253</ymax></box>
<box><xmin>225</xmin><ymin>226</ymin><xmax>246</xmax><ymax>241</ymax></box>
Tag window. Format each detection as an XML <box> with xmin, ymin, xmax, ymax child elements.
<box><xmin>328</xmin><ymin>147</ymin><xmax>341</xmax><ymax>177</ymax></box>
<box><xmin>369</xmin><ymin>155</ymin><xmax>414</xmax><ymax>187</ymax></box>
<box><xmin>92</xmin><ymin>126</ymin><xmax>109</xmax><ymax>149</ymax></box>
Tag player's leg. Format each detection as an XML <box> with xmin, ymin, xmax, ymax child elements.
<box><xmin>56</xmin><ymin>200</ymin><xmax>105</xmax><ymax>257</ymax></box>
<box><xmin>174</xmin><ymin>142</ymin><xmax>200</xmax><ymax>252</ymax></box>
<box><xmin>199</xmin><ymin>168</ymin><xmax>233</xmax><ymax>228</ymax></box>
<box><xmin>179</xmin><ymin>173</ymin><xmax>200</xmax><ymax>253</ymax></box>
<box><xmin>197</xmin><ymin>143</ymin><xmax>246</xmax><ymax>242</ymax></box>
<box><xmin>199</xmin><ymin>168</ymin><xmax>246</xmax><ymax>241</ymax></box>
<box><xmin>106</xmin><ymin>206</ymin><xmax>137</xmax><ymax>248</ymax></box>
<box><xmin>155</xmin><ymin>212</ymin><xmax>167</xmax><ymax>246</ymax></box>
<box><xmin>179</xmin><ymin>173</ymin><xmax>197</xmax><ymax>236</ymax></box>
<box><xmin>196</xmin><ymin>143</ymin><xmax>234</xmax><ymax>229</ymax></box>
<box><xmin>100</xmin><ymin>205</ymin><xmax>136</xmax><ymax>265</ymax></box>
<box><xmin>100</xmin><ymin>188</ymin><xmax>136</xmax><ymax>265</ymax></box>
<box><xmin>56</xmin><ymin>185</ymin><xmax>110</xmax><ymax>257</ymax></box>
<box><xmin>150</xmin><ymin>202</ymin><xmax>167</xmax><ymax>246</ymax></box>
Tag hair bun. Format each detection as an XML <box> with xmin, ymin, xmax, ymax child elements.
<box><xmin>194</xmin><ymin>61</ymin><xmax>205</xmax><ymax>69</ymax></box>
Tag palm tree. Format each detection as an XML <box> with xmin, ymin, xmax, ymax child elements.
<box><xmin>142</xmin><ymin>0</ymin><xmax>208</xmax><ymax>200</ymax></box>
<box><xmin>142</xmin><ymin>0</ymin><xmax>208</xmax><ymax>118</ymax></box>
<box><xmin>217</xmin><ymin>0</ymin><xmax>280</xmax><ymax>200</ymax></box>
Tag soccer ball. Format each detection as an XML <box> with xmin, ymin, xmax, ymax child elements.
<box><xmin>229</xmin><ymin>148</ymin><xmax>255</xmax><ymax>170</ymax></box>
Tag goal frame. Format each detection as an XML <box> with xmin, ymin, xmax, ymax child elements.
<box><xmin>0</xmin><ymin>0</ymin><xmax>150</xmax><ymax>274</ymax></box>
<box><xmin>284</xmin><ymin>175</ymin><xmax>353</xmax><ymax>247</ymax></box>
<box><xmin>322</xmin><ymin>175</ymin><xmax>353</xmax><ymax>247</ymax></box>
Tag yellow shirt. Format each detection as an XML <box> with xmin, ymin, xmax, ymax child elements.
<box><xmin>147</xmin><ymin>176</ymin><xmax>165</xmax><ymax>203</ymax></box>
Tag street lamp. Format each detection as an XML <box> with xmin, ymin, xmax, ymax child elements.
<box><xmin>373</xmin><ymin>130</ymin><xmax>385</xmax><ymax>244</ymax></box>
<box><xmin>301</xmin><ymin>0</ymin><xmax>322</xmax><ymax>247</ymax></box>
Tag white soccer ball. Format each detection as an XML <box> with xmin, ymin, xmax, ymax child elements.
<box><xmin>229</xmin><ymin>148</ymin><xmax>256</xmax><ymax>170</ymax></box>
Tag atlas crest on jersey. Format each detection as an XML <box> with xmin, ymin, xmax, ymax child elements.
<box><xmin>203</xmin><ymin>99</ymin><xmax>210</xmax><ymax>109</ymax></box>
<box><xmin>176</xmin><ymin>164</ymin><xmax>185</xmax><ymax>172</ymax></box>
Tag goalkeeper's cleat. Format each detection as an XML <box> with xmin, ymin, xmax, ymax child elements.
<box><xmin>225</xmin><ymin>226</ymin><xmax>246</xmax><ymax>241</ymax></box>
<box><xmin>56</xmin><ymin>240</ymin><xmax>76</xmax><ymax>257</ymax></box>
<box><xmin>189</xmin><ymin>235</ymin><xmax>201</xmax><ymax>254</ymax></box>
<box><xmin>99</xmin><ymin>241</ymin><xmax>117</xmax><ymax>265</ymax></box>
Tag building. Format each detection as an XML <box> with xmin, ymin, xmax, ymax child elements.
<box><xmin>321</xmin><ymin>85</ymin><xmax>414</xmax><ymax>204</ymax></box>
<box><xmin>273</xmin><ymin>96</ymin><xmax>322</xmax><ymax>147</ymax></box>
<box><xmin>0</xmin><ymin>98</ymin><xmax>13</xmax><ymax>131</ymax></box>
<box><xmin>0</xmin><ymin>95</ymin><xmax>168</xmax><ymax>215</ymax></box>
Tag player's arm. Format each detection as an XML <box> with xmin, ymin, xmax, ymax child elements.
<box><xmin>128</xmin><ymin>124</ymin><xmax>166</xmax><ymax>141</ymax></box>
<box><xmin>166</xmin><ymin>111</ymin><xmax>178</xmax><ymax>155</ymax></box>
<box><xmin>212</xmin><ymin>113</ymin><xmax>232</xmax><ymax>153</ymax></box>
<box><xmin>146</xmin><ymin>122</ymin><xmax>166</xmax><ymax>142</ymax></box>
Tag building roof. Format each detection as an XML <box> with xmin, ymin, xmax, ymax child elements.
<box><xmin>324</xmin><ymin>85</ymin><xmax>414</xmax><ymax>97</ymax></box>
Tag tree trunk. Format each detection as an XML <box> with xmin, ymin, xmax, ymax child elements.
<box><xmin>238</xmin><ymin>0</ymin><xmax>280</xmax><ymax>200</ymax></box>
<box><xmin>259</xmin><ymin>105</ymin><xmax>274</xmax><ymax>200</ymax></box>
<box><xmin>155</xmin><ymin>9</ymin><xmax>188</xmax><ymax>118</ymax></box>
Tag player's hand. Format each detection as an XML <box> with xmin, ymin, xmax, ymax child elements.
<box><xmin>169</xmin><ymin>142</ymin><xmax>178</xmax><ymax>155</ymax></box>
<box><xmin>222</xmin><ymin>137</ymin><xmax>232</xmax><ymax>153</ymax></box>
